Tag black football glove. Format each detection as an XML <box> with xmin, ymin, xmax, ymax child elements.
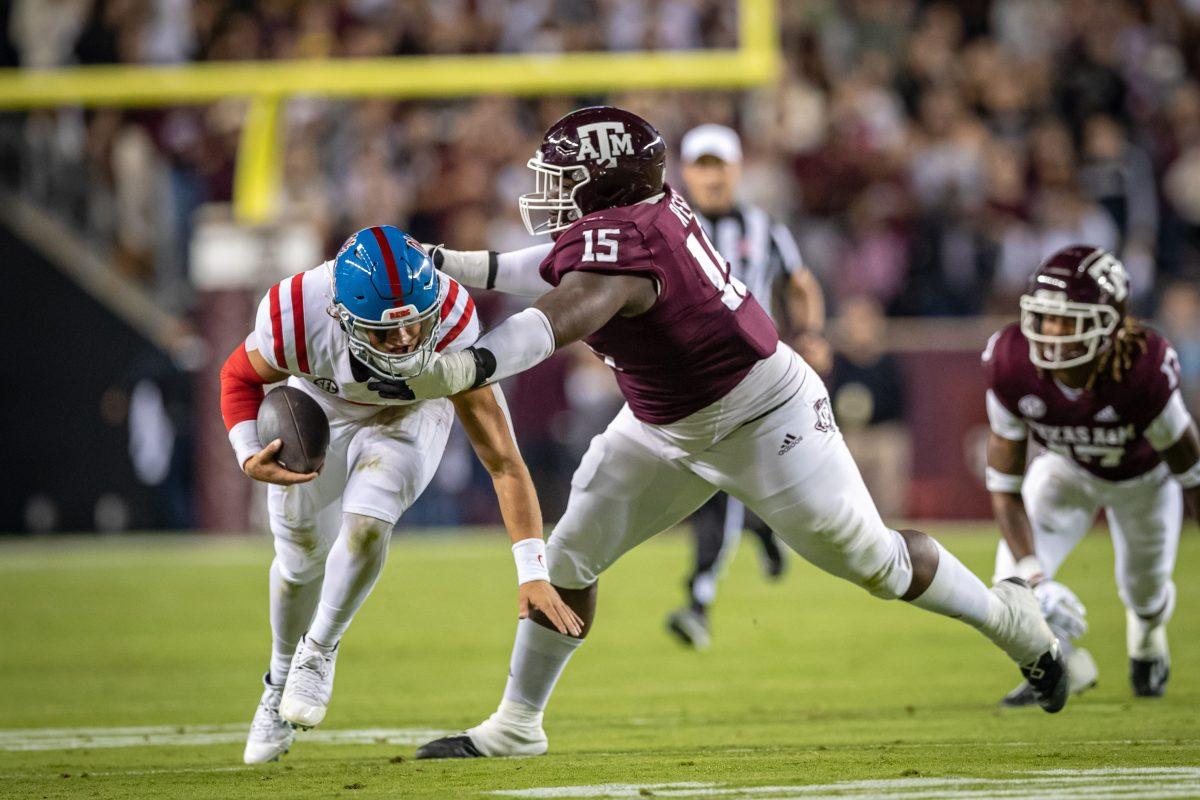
<box><xmin>367</xmin><ymin>377</ymin><xmax>415</xmax><ymax>401</ymax></box>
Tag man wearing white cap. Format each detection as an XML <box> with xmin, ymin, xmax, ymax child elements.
<box><xmin>667</xmin><ymin>123</ymin><xmax>826</xmax><ymax>649</ymax></box>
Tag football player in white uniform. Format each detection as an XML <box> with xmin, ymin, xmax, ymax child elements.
<box><xmin>219</xmin><ymin>225</ymin><xmax>581</xmax><ymax>764</ymax></box>
<box><xmin>985</xmin><ymin>245</ymin><xmax>1200</xmax><ymax>703</ymax></box>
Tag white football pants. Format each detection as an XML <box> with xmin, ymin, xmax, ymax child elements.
<box><xmin>267</xmin><ymin>394</ymin><xmax>454</xmax><ymax>583</ymax></box>
<box><xmin>993</xmin><ymin>451</ymin><xmax>1181</xmax><ymax>617</ymax></box>
<box><xmin>546</xmin><ymin>349</ymin><xmax>914</xmax><ymax>601</ymax></box>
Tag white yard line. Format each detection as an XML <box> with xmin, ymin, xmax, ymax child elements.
<box><xmin>0</xmin><ymin>724</ymin><xmax>447</xmax><ymax>751</ymax></box>
<box><xmin>491</xmin><ymin>769</ymin><xmax>1200</xmax><ymax>800</ymax></box>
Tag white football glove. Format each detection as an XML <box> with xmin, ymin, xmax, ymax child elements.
<box><xmin>1033</xmin><ymin>579</ymin><xmax>1088</xmax><ymax>641</ymax></box>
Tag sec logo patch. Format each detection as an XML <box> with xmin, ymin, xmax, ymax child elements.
<box><xmin>1018</xmin><ymin>394</ymin><xmax>1046</xmax><ymax>418</ymax></box>
<box><xmin>313</xmin><ymin>378</ymin><xmax>339</xmax><ymax>394</ymax></box>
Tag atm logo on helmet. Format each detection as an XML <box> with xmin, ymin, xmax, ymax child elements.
<box><xmin>1087</xmin><ymin>252</ymin><xmax>1129</xmax><ymax>302</ymax></box>
<box><xmin>576</xmin><ymin>122</ymin><xmax>634</xmax><ymax>167</ymax></box>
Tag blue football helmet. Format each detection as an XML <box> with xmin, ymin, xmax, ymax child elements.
<box><xmin>332</xmin><ymin>225</ymin><xmax>442</xmax><ymax>380</ymax></box>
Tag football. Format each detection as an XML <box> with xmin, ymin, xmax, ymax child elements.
<box><xmin>256</xmin><ymin>386</ymin><xmax>330</xmax><ymax>474</ymax></box>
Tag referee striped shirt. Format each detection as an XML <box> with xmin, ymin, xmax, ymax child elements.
<box><xmin>696</xmin><ymin>204</ymin><xmax>805</xmax><ymax>326</ymax></box>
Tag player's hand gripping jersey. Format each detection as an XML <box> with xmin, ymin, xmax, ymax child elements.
<box><xmin>538</xmin><ymin>185</ymin><xmax>778</xmax><ymax>424</ymax></box>
<box><xmin>983</xmin><ymin>323</ymin><xmax>1190</xmax><ymax>481</ymax></box>
<box><xmin>251</xmin><ymin>260</ymin><xmax>479</xmax><ymax>407</ymax></box>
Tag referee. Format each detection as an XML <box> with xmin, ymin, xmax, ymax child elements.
<box><xmin>667</xmin><ymin>124</ymin><xmax>826</xmax><ymax>650</ymax></box>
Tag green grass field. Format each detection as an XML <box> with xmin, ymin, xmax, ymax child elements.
<box><xmin>1</xmin><ymin>526</ymin><xmax>1197</xmax><ymax>799</ymax></box>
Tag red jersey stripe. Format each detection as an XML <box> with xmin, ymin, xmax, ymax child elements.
<box><xmin>369</xmin><ymin>226</ymin><xmax>403</xmax><ymax>305</ymax></box>
<box><xmin>290</xmin><ymin>273</ymin><xmax>309</xmax><ymax>373</ymax></box>
<box><xmin>440</xmin><ymin>279</ymin><xmax>460</xmax><ymax>321</ymax></box>
<box><xmin>437</xmin><ymin>295</ymin><xmax>475</xmax><ymax>352</ymax></box>
<box><xmin>268</xmin><ymin>282</ymin><xmax>287</xmax><ymax>370</ymax></box>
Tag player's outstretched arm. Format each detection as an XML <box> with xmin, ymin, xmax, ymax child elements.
<box><xmin>986</xmin><ymin>432</ymin><xmax>1042</xmax><ymax>580</ymax></box>
<box><xmin>987</xmin><ymin>431</ymin><xmax>1088</xmax><ymax>637</ymax></box>
<box><xmin>428</xmin><ymin>243</ymin><xmax>555</xmax><ymax>298</ymax></box>
<box><xmin>220</xmin><ymin>344</ymin><xmax>318</xmax><ymax>485</ymax></box>
<box><xmin>400</xmin><ymin>270</ymin><xmax>655</xmax><ymax>401</ymax></box>
<box><xmin>1158</xmin><ymin>421</ymin><xmax>1200</xmax><ymax>519</ymax></box>
<box><xmin>450</xmin><ymin>384</ymin><xmax>583</xmax><ymax>637</ymax></box>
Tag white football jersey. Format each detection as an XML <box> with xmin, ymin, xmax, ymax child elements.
<box><xmin>248</xmin><ymin>261</ymin><xmax>480</xmax><ymax>407</ymax></box>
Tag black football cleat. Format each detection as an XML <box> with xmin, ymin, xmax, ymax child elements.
<box><xmin>415</xmin><ymin>734</ymin><xmax>484</xmax><ymax>760</ymax></box>
<box><xmin>999</xmin><ymin>680</ymin><xmax>1038</xmax><ymax>708</ymax></box>
<box><xmin>758</xmin><ymin>534</ymin><xmax>787</xmax><ymax>580</ymax></box>
<box><xmin>1001</xmin><ymin>643</ymin><xmax>1097</xmax><ymax>708</ymax></box>
<box><xmin>1019</xmin><ymin>639</ymin><xmax>1069</xmax><ymax>713</ymax></box>
<box><xmin>666</xmin><ymin>607</ymin><xmax>711</xmax><ymax>650</ymax></box>
<box><xmin>1130</xmin><ymin>657</ymin><xmax>1170</xmax><ymax>697</ymax></box>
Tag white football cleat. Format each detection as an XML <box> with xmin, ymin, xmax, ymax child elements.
<box><xmin>279</xmin><ymin>637</ymin><xmax>338</xmax><ymax>729</ymax></box>
<box><xmin>987</xmin><ymin>578</ymin><xmax>1069</xmax><ymax>712</ymax></box>
<box><xmin>987</xmin><ymin>578</ymin><xmax>1057</xmax><ymax>663</ymax></box>
<box><xmin>666</xmin><ymin>607</ymin><xmax>712</xmax><ymax>650</ymax></box>
<box><xmin>1067</xmin><ymin>646</ymin><xmax>1099</xmax><ymax>694</ymax></box>
<box><xmin>415</xmin><ymin>700</ymin><xmax>548</xmax><ymax>759</ymax></box>
<box><xmin>244</xmin><ymin>673</ymin><xmax>294</xmax><ymax>764</ymax></box>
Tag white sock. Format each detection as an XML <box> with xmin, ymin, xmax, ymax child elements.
<box><xmin>306</xmin><ymin>514</ymin><xmax>392</xmax><ymax>647</ymax></box>
<box><xmin>908</xmin><ymin>542</ymin><xmax>1000</xmax><ymax>630</ymax></box>
<box><xmin>268</xmin><ymin>559</ymin><xmax>323</xmax><ymax>685</ymax></box>
<box><xmin>1128</xmin><ymin>582</ymin><xmax>1175</xmax><ymax>659</ymax></box>
<box><xmin>500</xmin><ymin>618</ymin><xmax>583</xmax><ymax>712</ymax></box>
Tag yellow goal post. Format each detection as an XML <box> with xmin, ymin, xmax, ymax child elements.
<box><xmin>0</xmin><ymin>0</ymin><xmax>778</xmax><ymax>224</ymax></box>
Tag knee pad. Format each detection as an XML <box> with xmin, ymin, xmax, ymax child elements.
<box><xmin>271</xmin><ymin>553</ymin><xmax>324</xmax><ymax>587</ymax></box>
<box><xmin>271</xmin><ymin>519</ymin><xmax>329</xmax><ymax>585</ymax></box>
<box><xmin>546</xmin><ymin>536</ymin><xmax>593</xmax><ymax>590</ymax></box>
<box><xmin>859</xmin><ymin>529</ymin><xmax>913</xmax><ymax>600</ymax></box>
<box><xmin>1123</xmin><ymin>577</ymin><xmax>1176</xmax><ymax>622</ymax></box>
<box><xmin>342</xmin><ymin>513</ymin><xmax>392</xmax><ymax>558</ymax></box>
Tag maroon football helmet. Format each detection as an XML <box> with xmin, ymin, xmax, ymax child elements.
<box><xmin>519</xmin><ymin>106</ymin><xmax>666</xmax><ymax>235</ymax></box>
<box><xmin>1019</xmin><ymin>245</ymin><xmax>1130</xmax><ymax>369</ymax></box>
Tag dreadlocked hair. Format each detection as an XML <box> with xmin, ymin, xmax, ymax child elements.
<box><xmin>1087</xmin><ymin>316</ymin><xmax>1149</xmax><ymax>389</ymax></box>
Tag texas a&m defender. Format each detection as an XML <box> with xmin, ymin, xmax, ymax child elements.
<box><xmin>218</xmin><ymin>226</ymin><xmax>581</xmax><ymax>764</ymax></box>
<box><xmin>984</xmin><ymin>245</ymin><xmax>1200</xmax><ymax>703</ymax></box>
<box><xmin>365</xmin><ymin>106</ymin><xmax>1070</xmax><ymax>760</ymax></box>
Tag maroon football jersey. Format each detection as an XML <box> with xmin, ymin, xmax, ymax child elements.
<box><xmin>983</xmin><ymin>323</ymin><xmax>1182</xmax><ymax>481</ymax></box>
<box><xmin>539</xmin><ymin>184</ymin><xmax>779</xmax><ymax>424</ymax></box>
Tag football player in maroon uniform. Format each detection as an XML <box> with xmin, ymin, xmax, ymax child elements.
<box><xmin>984</xmin><ymin>245</ymin><xmax>1200</xmax><ymax>702</ymax></box>
<box><xmin>372</xmin><ymin>107</ymin><xmax>1069</xmax><ymax>758</ymax></box>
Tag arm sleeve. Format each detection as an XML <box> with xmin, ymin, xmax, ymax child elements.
<box><xmin>986</xmin><ymin>389</ymin><xmax>1027</xmax><ymax>441</ymax></box>
<box><xmin>219</xmin><ymin>343</ymin><xmax>268</xmax><ymax>468</ymax></box>
<box><xmin>496</xmin><ymin>244</ymin><xmax>555</xmax><ymax>296</ymax></box>
<box><xmin>1145</xmin><ymin>390</ymin><xmax>1192</xmax><ymax>451</ymax></box>
<box><xmin>435</xmin><ymin>244</ymin><xmax>554</xmax><ymax>297</ymax></box>
<box><xmin>472</xmin><ymin>308</ymin><xmax>557</xmax><ymax>385</ymax></box>
<box><xmin>770</xmin><ymin>221</ymin><xmax>805</xmax><ymax>276</ymax></box>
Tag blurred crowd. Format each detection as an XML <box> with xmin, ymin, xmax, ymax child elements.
<box><xmin>8</xmin><ymin>0</ymin><xmax>1200</xmax><ymax>527</ymax></box>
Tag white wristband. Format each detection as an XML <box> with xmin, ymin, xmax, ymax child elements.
<box><xmin>512</xmin><ymin>538</ymin><xmax>550</xmax><ymax>585</ymax></box>
<box><xmin>1014</xmin><ymin>555</ymin><xmax>1046</xmax><ymax>585</ymax></box>
<box><xmin>228</xmin><ymin>420</ymin><xmax>263</xmax><ymax>471</ymax></box>
<box><xmin>986</xmin><ymin>467</ymin><xmax>1024</xmax><ymax>493</ymax></box>
<box><xmin>1174</xmin><ymin>458</ymin><xmax>1200</xmax><ymax>490</ymax></box>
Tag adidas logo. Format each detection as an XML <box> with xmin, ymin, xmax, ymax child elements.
<box><xmin>1094</xmin><ymin>405</ymin><xmax>1119</xmax><ymax>423</ymax></box>
<box><xmin>778</xmin><ymin>433</ymin><xmax>801</xmax><ymax>456</ymax></box>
